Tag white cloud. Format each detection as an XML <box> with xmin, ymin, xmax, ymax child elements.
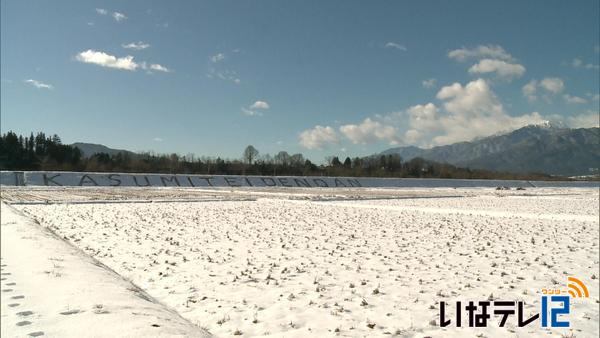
<box><xmin>96</xmin><ymin>9</ymin><xmax>127</xmax><ymax>22</ymax></box>
<box><xmin>468</xmin><ymin>59</ymin><xmax>525</xmax><ymax>80</ymax></box>
<box><xmin>422</xmin><ymin>78</ymin><xmax>437</xmax><ymax>89</ymax></box>
<box><xmin>76</xmin><ymin>50</ymin><xmax>169</xmax><ymax>73</ymax></box>
<box><xmin>384</xmin><ymin>42</ymin><xmax>407</xmax><ymax>51</ymax></box>
<box><xmin>250</xmin><ymin>101</ymin><xmax>270</xmax><ymax>109</ymax></box>
<box><xmin>436</xmin><ymin>79</ymin><xmax>504</xmax><ymax>117</ymax></box>
<box><xmin>403</xmin><ymin>103</ymin><xmax>441</xmax><ymax>144</ymax></box>
<box><xmin>207</xmin><ymin>68</ymin><xmax>240</xmax><ymax>84</ymax></box>
<box><xmin>407</xmin><ymin>103</ymin><xmax>440</xmax><ymax>128</ymax></box>
<box><xmin>307</xmin><ymin>73</ymin><xmax>595</xmax><ymax>149</ymax></box>
<box><xmin>241</xmin><ymin>108</ymin><xmax>263</xmax><ymax>117</ymax></box>
<box><xmin>242</xmin><ymin>101</ymin><xmax>269</xmax><ymax>117</ymax></box>
<box><xmin>547</xmin><ymin>112</ymin><xmax>599</xmax><ymax>128</ymax></box>
<box><xmin>539</xmin><ymin>77</ymin><xmax>564</xmax><ymax>94</ymax></box>
<box><xmin>112</xmin><ymin>12</ymin><xmax>127</xmax><ymax>22</ymax></box>
<box><xmin>299</xmin><ymin>125</ymin><xmax>339</xmax><ymax>149</ymax></box>
<box><xmin>149</xmin><ymin>63</ymin><xmax>169</xmax><ymax>72</ymax></box>
<box><xmin>522</xmin><ymin>77</ymin><xmax>565</xmax><ymax>101</ymax></box>
<box><xmin>522</xmin><ymin>80</ymin><xmax>538</xmax><ymax>102</ymax></box>
<box><xmin>567</xmin><ymin>111</ymin><xmax>599</xmax><ymax>128</ymax></box>
<box><xmin>342</xmin><ymin>81</ymin><xmax>547</xmax><ymax>147</ymax></box>
<box><xmin>75</xmin><ymin>50</ymin><xmax>138</xmax><ymax>70</ymax></box>
<box><xmin>398</xmin><ymin>79</ymin><xmax>543</xmax><ymax>145</ymax></box>
<box><xmin>322</xmin><ymin>78</ymin><xmax>591</xmax><ymax>148</ymax></box>
<box><xmin>122</xmin><ymin>42</ymin><xmax>150</xmax><ymax>50</ymax></box>
<box><xmin>153</xmin><ymin>137</ymin><xmax>163</xmax><ymax>142</ymax></box>
<box><xmin>339</xmin><ymin>118</ymin><xmax>400</xmax><ymax>145</ymax></box>
<box><xmin>210</xmin><ymin>53</ymin><xmax>225</xmax><ymax>63</ymax></box>
<box><xmin>448</xmin><ymin>45</ymin><xmax>514</xmax><ymax>62</ymax></box>
<box><xmin>24</xmin><ymin>79</ymin><xmax>53</xmax><ymax>90</ymax></box>
<box><xmin>571</xmin><ymin>58</ymin><xmax>599</xmax><ymax>70</ymax></box>
<box><xmin>563</xmin><ymin>94</ymin><xmax>587</xmax><ymax>104</ymax></box>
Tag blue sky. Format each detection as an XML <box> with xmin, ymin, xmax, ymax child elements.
<box><xmin>1</xmin><ymin>0</ymin><xmax>599</xmax><ymax>162</ymax></box>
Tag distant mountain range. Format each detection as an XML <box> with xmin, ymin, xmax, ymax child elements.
<box><xmin>71</xmin><ymin>124</ymin><xmax>599</xmax><ymax>176</ymax></box>
<box><xmin>71</xmin><ymin>142</ymin><xmax>135</xmax><ymax>158</ymax></box>
<box><xmin>381</xmin><ymin>123</ymin><xmax>600</xmax><ymax>176</ymax></box>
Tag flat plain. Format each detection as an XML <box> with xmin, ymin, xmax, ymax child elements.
<box><xmin>1</xmin><ymin>186</ymin><xmax>598</xmax><ymax>337</ymax></box>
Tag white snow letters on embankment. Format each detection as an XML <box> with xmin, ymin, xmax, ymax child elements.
<box><xmin>1</xmin><ymin>171</ymin><xmax>597</xmax><ymax>188</ymax></box>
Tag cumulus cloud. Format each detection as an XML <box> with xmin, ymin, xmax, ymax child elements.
<box><xmin>436</xmin><ymin>79</ymin><xmax>504</xmax><ymax>117</ymax></box>
<box><xmin>210</xmin><ymin>53</ymin><xmax>225</xmax><ymax>63</ymax></box>
<box><xmin>153</xmin><ymin>137</ymin><xmax>164</xmax><ymax>142</ymax></box>
<box><xmin>407</xmin><ymin>103</ymin><xmax>440</xmax><ymax>128</ymax></box>
<box><xmin>427</xmin><ymin>79</ymin><xmax>537</xmax><ymax>144</ymax></box>
<box><xmin>122</xmin><ymin>42</ymin><xmax>150</xmax><ymax>50</ymax></box>
<box><xmin>148</xmin><ymin>63</ymin><xmax>169</xmax><ymax>72</ymax></box>
<box><xmin>522</xmin><ymin>80</ymin><xmax>538</xmax><ymax>102</ymax></box>
<box><xmin>566</xmin><ymin>111</ymin><xmax>599</xmax><ymax>128</ymax></box>
<box><xmin>402</xmin><ymin>103</ymin><xmax>441</xmax><ymax>144</ymax></box>
<box><xmin>76</xmin><ymin>50</ymin><xmax>170</xmax><ymax>73</ymax></box>
<box><xmin>310</xmin><ymin>73</ymin><xmax>594</xmax><ymax>149</ymax></box>
<box><xmin>241</xmin><ymin>108</ymin><xmax>263</xmax><ymax>117</ymax></box>
<box><xmin>522</xmin><ymin>77</ymin><xmax>564</xmax><ymax>101</ymax></box>
<box><xmin>546</xmin><ymin>111</ymin><xmax>600</xmax><ymax>128</ymax></box>
<box><xmin>299</xmin><ymin>125</ymin><xmax>339</xmax><ymax>149</ymax></box>
<box><xmin>384</xmin><ymin>42</ymin><xmax>407</xmax><ymax>51</ymax></box>
<box><xmin>24</xmin><ymin>79</ymin><xmax>53</xmax><ymax>90</ymax></box>
<box><xmin>448</xmin><ymin>45</ymin><xmax>513</xmax><ymax>62</ymax></box>
<box><xmin>539</xmin><ymin>77</ymin><xmax>564</xmax><ymax>94</ymax></box>
<box><xmin>399</xmin><ymin>79</ymin><xmax>545</xmax><ymax>146</ymax></box>
<box><xmin>339</xmin><ymin>118</ymin><xmax>400</xmax><ymax>145</ymax></box>
<box><xmin>571</xmin><ymin>58</ymin><xmax>599</xmax><ymax>70</ymax></box>
<box><xmin>347</xmin><ymin>81</ymin><xmax>547</xmax><ymax>147</ymax></box>
<box><xmin>95</xmin><ymin>8</ymin><xmax>108</xmax><ymax>15</ymax></box>
<box><xmin>468</xmin><ymin>59</ymin><xmax>525</xmax><ymax>80</ymax></box>
<box><xmin>250</xmin><ymin>101</ymin><xmax>270</xmax><ymax>109</ymax></box>
<box><xmin>320</xmin><ymin>77</ymin><xmax>593</xmax><ymax>148</ymax></box>
<box><xmin>112</xmin><ymin>12</ymin><xmax>127</xmax><ymax>22</ymax></box>
<box><xmin>422</xmin><ymin>78</ymin><xmax>437</xmax><ymax>89</ymax></box>
<box><xmin>563</xmin><ymin>94</ymin><xmax>587</xmax><ymax>104</ymax></box>
<box><xmin>76</xmin><ymin>50</ymin><xmax>138</xmax><ymax>70</ymax></box>
<box><xmin>242</xmin><ymin>101</ymin><xmax>270</xmax><ymax>117</ymax></box>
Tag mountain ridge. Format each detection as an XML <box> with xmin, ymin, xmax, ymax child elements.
<box><xmin>71</xmin><ymin>142</ymin><xmax>135</xmax><ymax>158</ymax></box>
<box><xmin>381</xmin><ymin>125</ymin><xmax>599</xmax><ymax>176</ymax></box>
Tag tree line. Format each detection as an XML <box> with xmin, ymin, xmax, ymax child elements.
<box><xmin>0</xmin><ymin>131</ymin><xmax>562</xmax><ymax>180</ymax></box>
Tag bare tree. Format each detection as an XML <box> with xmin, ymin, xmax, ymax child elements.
<box><xmin>274</xmin><ymin>151</ymin><xmax>290</xmax><ymax>166</ymax></box>
<box><xmin>290</xmin><ymin>153</ymin><xmax>305</xmax><ymax>166</ymax></box>
<box><xmin>243</xmin><ymin>145</ymin><xmax>259</xmax><ymax>165</ymax></box>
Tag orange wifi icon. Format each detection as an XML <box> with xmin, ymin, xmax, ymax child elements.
<box><xmin>567</xmin><ymin>277</ymin><xmax>589</xmax><ymax>298</ymax></box>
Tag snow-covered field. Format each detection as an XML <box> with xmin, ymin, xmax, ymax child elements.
<box><xmin>1</xmin><ymin>187</ymin><xmax>598</xmax><ymax>337</ymax></box>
